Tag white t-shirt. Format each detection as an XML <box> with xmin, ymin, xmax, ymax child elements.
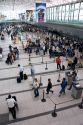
<box><xmin>19</xmin><ymin>66</ymin><xmax>24</xmax><ymax>72</ymax></box>
<box><xmin>33</xmin><ymin>81</ymin><xmax>39</xmax><ymax>89</ymax></box>
<box><xmin>7</xmin><ymin>98</ymin><xmax>16</xmax><ymax>108</ymax></box>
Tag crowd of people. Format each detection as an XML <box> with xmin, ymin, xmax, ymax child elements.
<box><xmin>0</xmin><ymin>23</ymin><xmax>83</xmax><ymax>119</ymax></box>
<box><xmin>5</xmin><ymin>45</ymin><xmax>19</xmax><ymax>65</ymax></box>
<box><xmin>22</xmin><ymin>25</ymin><xmax>83</xmax><ymax>71</ymax></box>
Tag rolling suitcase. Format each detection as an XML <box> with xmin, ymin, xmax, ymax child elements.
<box><xmin>62</xmin><ymin>65</ymin><xmax>65</xmax><ymax>71</ymax></box>
<box><xmin>17</xmin><ymin>76</ymin><xmax>21</xmax><ymax>83</ymax></box>
<box><xmin>24</xmin><ymin>74</ymin><xmax>28</xmax><ymax>80</ymax></box>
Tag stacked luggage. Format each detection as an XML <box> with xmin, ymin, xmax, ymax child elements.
<box><xmin>17</xmin><ymin>73</ymin><xmax>28</xmax><ymax>83</ymax></box>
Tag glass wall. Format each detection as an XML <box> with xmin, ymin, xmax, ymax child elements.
<box><xmin>79</xmin><ymin>2</ymin><xmax>83</xmax><ymax>21</ymax></box>
<box><xmin>46</xmin><ymin>1</ymin><xmax>83</xmax><ymax>23</ymax></box>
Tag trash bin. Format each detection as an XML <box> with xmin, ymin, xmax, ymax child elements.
<box><xmin>72</xmin><ymin>84</ymin><xmax>82</xmax><ymax>99</ymax></box>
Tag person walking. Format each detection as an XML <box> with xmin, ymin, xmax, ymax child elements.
<box><xmin>59</xmin><ymin>78</ymin><xmax>67</xmax><ymax>97</ymax></box>
<box><xmin>6</xmin><ymin>94</ymin><xmax>16</xmax><ymax>119</ymax></box>
<box><xmin>33</xmin><ymin>78</ymin><xmax>39</xmax><ymax>97</ymax></box>
<box><xmin>72</xmin><ymin>56</ymin><xmax>78</xmax><ymax>70</ymax></box>
<box><xmin>18</xmin><ymin>64</ymin><xmax>24</xmax><ymax>80</ymax></box>
<box><xmin>46</xmin><ymin>78</ymin><xmax>53</xmax><ymax>94</ymax></box>
<box><xmin>55</xmin><ymin>56</ymin><xmax>61</xmax><ymax>70</ymax></box>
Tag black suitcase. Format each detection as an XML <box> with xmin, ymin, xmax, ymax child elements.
<box><xmin>1</xmin><ymin>36</ymin><xmax>4</xmax><ymax>40</ymax></box>
<box><xmin>62</xmin><ymin>65</ymin><xmax>65</xmax><ymax>70</ymax></box>
<box><xmin>24</xmin><ymin>74</ymin><xmax>28</xmax><ymax>80</ymax></box>
<box><xmin>17</xmin><ymin>76</ymin><xmax>21</xmax><ymax>83</ymax></box>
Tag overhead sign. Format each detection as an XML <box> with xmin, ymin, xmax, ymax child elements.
<box><xmin>26</xmin><ymin>10</ymin><xmax>34</xmax><ymax>21</ymax></box>
<box><xmin>35</xmin><ymin>2</ymin><xmax>46</xmax><ymax>23</ymax></box>
<box><xmin>19</xmin><ymin>13</ymin><xmax>25</xmax><ymax>21</ymax></box>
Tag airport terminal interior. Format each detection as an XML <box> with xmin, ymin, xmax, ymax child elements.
<box><xmin>0</xmin><ymin>0</ymin><xmax>83</xmax><ymax>125</ymax></box>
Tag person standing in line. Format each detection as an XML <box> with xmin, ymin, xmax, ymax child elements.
<box><xmin>55</xmin><ymin>56</ymin><xmax>61</xmax><ymax>70</ymax></box>
<box><xmin>59</xmin><ymin>78</ymin><xmax>67</xmax><ymax>97</ymax></box>
<box><xmin>68</xmin><ymin>71</ymin><xmax>78</xmax><ymax>90</ymax></box>
<box><xmin>6</xmin><ymin>94</ymin><xmax>16</xmax><ymax>119</ymax></box>
<box><xmin>18</xmin><ymin>64</ymin><xmax>24</xmax><ymax>80</ymax></box>
<box><xmin>9</xmin><ymin>45</ymin><xmax>13</xmax><ymax>53</ymax></box>
<box><xmin>6</xmin><ymin>53</ymin><xmax>12</xmax><ymax>65</ymax></box>
<box><xmin>49</xmin><ymin>46</ymin><xmax>52</xmax><ymax>58</ymax></box>
<box><xmin>43</xmin><ymin>44</ymin><xmax>45</xmax><ymax>55</ymax></box>
<box><xmin>72</xmin><ymin>56</ymin><xmax>78</xmax><ymax>70</ymax></box>
<box><xmin>30</xmin><ymin>64</ymin><xmax>35</xmax><ymax>83</ymax></box>
<box><xmin>46</xmin><ymin>78</ymin><xmax>53</xmax><ymax>94</ymax></box>
<box><xmin>33</xmin><ymin>78</ymin><xmax>39</xmax><ymax>97</ymax></box>
<box><xmin>16</xmin><ymin>48</ymin><xmax>19</xmax><ymax>59</ymax></box>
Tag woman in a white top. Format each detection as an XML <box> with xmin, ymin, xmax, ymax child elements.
<box><xmin>33</xmin><ymin>78</ymin><xmax>39</xmax><ymax>97</ymax></box>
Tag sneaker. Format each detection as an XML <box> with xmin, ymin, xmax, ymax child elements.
<box><xmin>34</xmin><ymin>95</ymin><xmax>37</xmax><ymax>97</ymax></box>
<box><xmin>58</xmin><ymin>94</ymin><xmax>61</xmax><ymax>97</ymax></box>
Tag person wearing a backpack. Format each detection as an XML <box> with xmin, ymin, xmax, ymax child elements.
<box><xmin>46</xmin><ymin>78</ymin><xmax>53</xmax><ymax>94</ymax></box>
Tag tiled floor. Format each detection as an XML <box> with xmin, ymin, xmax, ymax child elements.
<box><xmin>0</xmin><ymin>32</ymin><xmax>83</xmax><ymax>125</ymax></box>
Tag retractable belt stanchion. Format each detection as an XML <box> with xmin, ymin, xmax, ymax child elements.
<box><xmin>29</xmin><ymin>53</ymin><xmax>31</xmax><ymax>61</ymax></box>
<box><xmin>52</xmin><ymin>104</ymin><xmax>57</xmax><ymax>117</ymax></box>
<box><xmin>41</xmin><ymin>90</ymin><xmax>46</xmax><ymax>102</ymax></box>
<box><xmin>49</xmin><ymin>97</ymin><xmax>57</xmax><ymax>117</ymax></box>
<box><xmin>39</xmin><ymin>76</ymin><xmax>43</xmax><ymax>86</ymax></box>
<box><xmin>45</xmin><ymin>61</ymin><xmax>48</xmax><ymax>70</ymax></box>
<box><xmin>29</xmin><ymin>53</ymin><xmax>31</xmax><ymax>65</ymax></box>
<box><xmin>42</xmin><ymin>55</ymin><xmax>43</xmax><ymax>63</ymax></box>
<box><xmin>57</xmin><ymin>70</ymin><xmax>61</xmax><ymax>82</ymax></box>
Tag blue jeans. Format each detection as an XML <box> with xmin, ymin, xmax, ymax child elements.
<box><xmin>34</xmin><ymin>88</ymin><xmax>39</xmax><ymax>97</ymax></box>
<box><xmin>59</xmin><ymin>88</ymin><xmax>65</xmax><ymax>94</ymax></box>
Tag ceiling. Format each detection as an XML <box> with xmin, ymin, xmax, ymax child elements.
<box><xmin>0</xmin><ymin>0</ymin><xmax>79</xmax><ymax>11</ymax></box>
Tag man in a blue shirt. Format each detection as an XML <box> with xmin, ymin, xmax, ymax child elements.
<box><xmin>59</xmin><ymin>78</ymin><xmax>67</xmax><ymax>97</ymax></box>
